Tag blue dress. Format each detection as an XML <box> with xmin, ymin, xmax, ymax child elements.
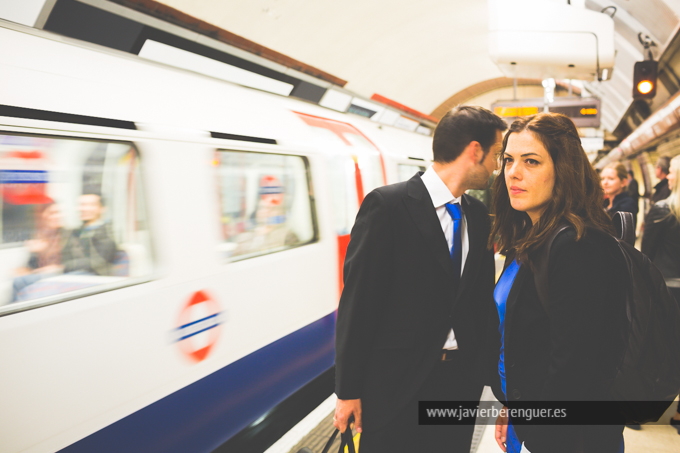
<box><xmin>494</xmin><ymin>259</ymin><xmax>523</xmax><ymax>453</ymax></box>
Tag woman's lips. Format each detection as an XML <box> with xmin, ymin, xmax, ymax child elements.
<box><xmin>510</xmin><ymin>186</ymin><xmax>525</xmax><ymax>196</ymax></box>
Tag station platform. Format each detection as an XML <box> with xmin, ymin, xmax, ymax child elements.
<box><xmin>264</xmin><ymin>389</ymin><xmax>680</xmax><ymax>453</ymax></box>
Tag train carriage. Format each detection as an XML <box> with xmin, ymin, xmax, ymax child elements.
<box><xmin>0</xmin><ymin>20</ymin><xmax>431</xmax><ymax>453</ymax></box>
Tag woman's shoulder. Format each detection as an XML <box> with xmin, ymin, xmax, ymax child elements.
<box><xmin>613</xmin><ymin>192</ymin><xmax>636</xmax><ymax>210</ymax></box>
<box><xmin>549</xmin><ymin>226</ymin><xmax>617</xmax><ymax>266</ymax></box>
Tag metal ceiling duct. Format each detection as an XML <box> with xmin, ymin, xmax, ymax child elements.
<box><xmin>596</xmin><ymin>91</ymin><xmax>680</xmax><ymax>169</ymax></box>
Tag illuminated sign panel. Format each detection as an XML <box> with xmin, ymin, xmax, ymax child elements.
<box><xmin>491</xmin><ymin>97</ymin><xmax>601</xmax><ymax>128</ymax></box>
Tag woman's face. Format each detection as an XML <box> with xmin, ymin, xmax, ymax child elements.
<box><xmin>600</xmin><ymin>168</ymin><xmax>625</xmax><ymax>197</ymax></box>
<box><xmin>42</xmin><ymin>204</ymin><xmax>62</xmax><ymax>230</ymax></box>
<box><xmin>668</xmin><ymin>162</ymin><xmax>678</xmax><ymax>190</ymax></box>
<box><xmin>503</xmin><ymin>130</ymin><xmax>555</xmax><ymax>224</ymax></box>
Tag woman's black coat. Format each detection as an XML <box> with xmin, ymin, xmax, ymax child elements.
<box><xmin>491</xmin><ymin>228</ymin><xmax>627</xmax><ymax>452</ymax></box>
<box><xmin>606</xmin><ymin>191</ymin><xmax>638</xmax><ymax>230</ymax></box>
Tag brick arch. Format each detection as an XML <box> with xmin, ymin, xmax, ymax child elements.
<box><xmin>430</xmin><ymin>77</ymin><xmax>581</xmax><ymax>120</ymax></box>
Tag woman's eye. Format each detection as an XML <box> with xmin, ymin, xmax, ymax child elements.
<box><xmin>503</xmin><ymin>157</ymin><xmax>513</xmax><ymax>164</ymax></box>
<box><xmin>526</xmin><ymin>159</ymin><xmax>539</xmax><ymax>165</ymax></box>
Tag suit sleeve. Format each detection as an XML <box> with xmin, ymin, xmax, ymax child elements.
<box><xmin>335</xmin><ymin>190</ymin><xmax>393</xmax><ymax>400</ymax></box>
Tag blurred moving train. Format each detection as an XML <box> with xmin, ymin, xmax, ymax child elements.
<box><xmin>0</xmin><ymin>20</ymin><xmax>433</xmax><ymax>453</ymax></box>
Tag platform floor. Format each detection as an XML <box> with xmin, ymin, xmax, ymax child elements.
<box><xmin>266</xmin><ymin>389</ymin><xmax>680</xmax><ymax>453</ymax></box>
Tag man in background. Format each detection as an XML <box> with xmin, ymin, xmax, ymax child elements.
<box><xmin>653</xmin><ymin>156</ymin><xmax>672</xmax><ymax>203</ymax></box>
<box><xmin>66</xmin><ymin>193</ymin><xmax>117</xmax><ymax>275</ymax></box>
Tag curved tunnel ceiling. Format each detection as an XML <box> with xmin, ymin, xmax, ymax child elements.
<box><xmin>150</xmin><ymin>0</ymin><xmax>680</xmax><ymax>131</ymax></box>
<box><xmin>153</xmin><ymin>0</ymin><xmax>504</xmax><ymax>117</ymax></box>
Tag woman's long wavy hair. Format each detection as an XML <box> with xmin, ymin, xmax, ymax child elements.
<box><xmin>489</xmin><ymin>113</ymin><xmax>614</xmax><ymax>263</ymax></box>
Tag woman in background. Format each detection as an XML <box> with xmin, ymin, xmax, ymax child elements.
<box><xmin>12</xmin><ymin>202</ymin><xmax>77</xmax><ymax>301</ymax></box>
<box><xmin>601</xmin><ymin>162</ymin><xmax>638</xmax><ymax>231</ymax></box>
<box><xmin>491</xmin><ymin>113</ymin><xmax>625</xmax><ymax>452</ymax></box>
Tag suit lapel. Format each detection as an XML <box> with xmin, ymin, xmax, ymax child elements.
<box><xmin>402</xmin><ymin>175</ymin><xmax>455</xmax><ymax>281</ymax></box>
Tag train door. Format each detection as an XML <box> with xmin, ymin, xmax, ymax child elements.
<box><xmin>209</xmin><ymin>147</ymin><xmax>336</xmax><ymax>437</ymax></box>
<box><xmin>293</xmin><ymin>112</ymin><xmax>386</xmax><ymax>295</ymax></box>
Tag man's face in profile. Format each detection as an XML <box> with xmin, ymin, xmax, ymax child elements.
<box><xmin>470</xmin><ymin>129</ymin><xmax>504</xmax><ymax>190</ymax></box>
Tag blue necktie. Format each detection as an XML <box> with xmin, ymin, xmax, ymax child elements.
<box><xmin>445</xmin><ymin>202</ymin><xmax>462</xmax><ymax>289</ymax></box>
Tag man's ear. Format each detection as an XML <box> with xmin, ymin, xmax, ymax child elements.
<box><xmin>466</xmin><ymin>141</ymin><xmax>484</xmax><ymax>164</ymax></box>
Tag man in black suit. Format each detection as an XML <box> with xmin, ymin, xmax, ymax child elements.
<box><xmin>333</xmin><ymin>106</ymin><xmax>507</xmax><ymax>452</ymax></box>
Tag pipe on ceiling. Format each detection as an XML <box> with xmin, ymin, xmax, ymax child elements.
<box><xmin>596</xmin><ymin>91</ymin><xmax>680</xmax><ymax>169</ymax></box>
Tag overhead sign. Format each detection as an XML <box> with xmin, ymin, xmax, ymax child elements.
<box><xmin>173</xmin><ymin>290</ymin><xmax>223</xmax><ymax>363</ymax></box>
<box><xmin>491</xmin><ymin>97</ymin><xmax>601</xmax><ymax>128</ymax></box>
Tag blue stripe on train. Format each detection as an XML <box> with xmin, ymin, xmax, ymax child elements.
<box><xmin>59</xmin><ymin>312</ymin><xmax>336</xmax><ymax>453</ymax></box>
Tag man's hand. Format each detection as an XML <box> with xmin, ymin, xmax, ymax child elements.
<box><xmin>333</xmin><ymin>398</ymin><xmax>362</xmax><ymax>433</ymax></box>
<box><xmin>495</xmin><ymin>406</ymin><xmax>509</xmax><ymax>452</ymax></box>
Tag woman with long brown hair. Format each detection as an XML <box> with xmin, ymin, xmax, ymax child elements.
<box><xmin>601</xmin><ymin>162</ymin><xmax>638</xmax><ymax>230</ymax></box>
<box><xmin>490</xmin><ymin>113</ymin><xmax>625</xmax><ymax>452</ymax></box>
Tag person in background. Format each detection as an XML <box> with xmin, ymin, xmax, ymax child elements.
<box><xmin>653</xmin><ymin>156</ymin><xmax>672</xmax><ymax>204</ymax></box>
<box><xmin>492</xmin><ymin>113</ymin><xmax>625</xmax><ymax>452</ymax></box>
<box><xmin>233</xmin><ymin>175</ymin><xmax>299</xmax><ymax>256</ymax></box>
<box><xmin>65</xmin><ymin>193</ymin><xmax>117</xmax><ymax>276</ymax></box>
<box><xmin>641</xmin><ymin>155</ymin><xmax>680</xmax><ymax>433</ymax></box>
<box><xmin>601</xmin><ymin>163</ymin><xmax>638</xmax><ymax>231</ymax></box>
<box><xmin>11</xmin><ymin>202</ymin><xmax>82</xmax><ymax>300</ymax></box>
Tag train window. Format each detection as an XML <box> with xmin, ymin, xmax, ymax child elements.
<box><xmin>0</xmin><ymin>133</ymin><xmax>153</xmax><ymax>314</ymax></box>
<box><xmin>215</xmin><ymin>150</ymin><xmax>317</xmax><ymax>260</ymax></box>
<box><xmin>397</xmin><ymin>163</ymin><xmax>426</xmax><ymax>182</ymax></box>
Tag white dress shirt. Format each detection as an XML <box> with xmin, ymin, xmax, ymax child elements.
<box><xmin>421</xmin><ymin>166</ymin><xmax>469</xmax><ymax>350</ymax></box>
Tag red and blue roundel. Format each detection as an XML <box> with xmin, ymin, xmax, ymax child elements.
<box><xmin>174</xmin><ymin>291</ymin><xmax>222</xmax><ymax>363</ymax></box>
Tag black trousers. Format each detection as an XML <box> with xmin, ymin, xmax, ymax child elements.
<box><xmin>359</xmin><ymin>351</ymin><xmax>483</xmax><ymax>453</ymax></box>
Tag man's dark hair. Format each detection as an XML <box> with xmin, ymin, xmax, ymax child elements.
<box><xmin>432</xmin><ymin>105</ymin><xmax>507</xmax><ymax>163</ymax></box>
<box><xmin>657</xmin><ymin>156</ymin><xmax>671</xmax><ymax>175</ymax></box>
<box><xmin>82</xmin><ymin>192</ymin><xmax>105</xmax><ymax>207</ymax></box>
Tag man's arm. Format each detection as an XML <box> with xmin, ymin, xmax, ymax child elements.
<box><xmin>334</xmin><ymin>190</ymin><xmax>393</xmax><ymax>432</ymax></box>
<box><xmin>480</xmin><ymin>246</ymin><xmax>501</xmax><ymax>388</ymax></box>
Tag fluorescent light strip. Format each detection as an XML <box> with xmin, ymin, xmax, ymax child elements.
<box><xmin>139</xmin><ymin>40</ymin><xmax>294</xmax><ymax>96</ymax></box>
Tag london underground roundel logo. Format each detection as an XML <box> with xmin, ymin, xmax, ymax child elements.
<box><xmin>174</xmin><ymin>291</ymin><xmax>222</xmax><ymax>363</ymax></box>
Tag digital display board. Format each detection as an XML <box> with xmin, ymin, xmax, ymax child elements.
<box><xmin>491</xmin><ymin>97</ymin><xmax>601</xmax><ymax>128</ymax></box>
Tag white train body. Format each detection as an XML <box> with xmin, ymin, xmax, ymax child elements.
<box><xmin>0</xmin><ymin>21</ymin><xmax>432</xmax><ymax>453</ymax></box>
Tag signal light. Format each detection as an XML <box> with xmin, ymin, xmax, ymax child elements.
<box><xmin>633</xmin><ymin>60</ymin><xmax>658</xmax><ymax>100</ymax></box>
<box><xmin>637</xmin><ymin>81</ymin><xmax>653</xmax><ymax>94</ymax></box>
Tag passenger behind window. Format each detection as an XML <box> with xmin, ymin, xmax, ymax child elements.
<box><xmin>11</xmin><ymin>201</ymin><xmax>76</xmax><ymax>300</ymax></box>
<box><xmin>233</xmin><ymin>175</ymin><xmax>299</xmax><ymax>256</ymax></box>
<box><xmin>64</xmin><ymin>193</ymin><xmax>118</xmax><ymax>276</ymax></box>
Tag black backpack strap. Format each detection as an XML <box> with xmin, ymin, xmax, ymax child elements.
<box><xmin>533</xmin><ymin>224</ymin><xmax>572</xmax><ymax>313</ymax></box>
<box><xmin>611</xmin><ymin>211</ymin><xmax>635</xmax><ymax>246</ymax></box>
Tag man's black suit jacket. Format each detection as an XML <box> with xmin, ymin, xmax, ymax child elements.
<box><xmin>334</xmin><ymin>173</ymin><xmax>498</xmax><ymax>432</ymax></box>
